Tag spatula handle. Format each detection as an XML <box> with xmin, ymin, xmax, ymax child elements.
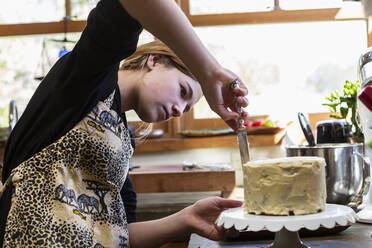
<box><xmin>231</xmin><ymin>80</ymin><xmax>245</xmax><ymax>129</ymax></box>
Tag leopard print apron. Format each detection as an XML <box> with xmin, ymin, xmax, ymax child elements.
<box><xmin>0</xmin><ymin>90</ymin><xmax>133</xmax><ymax>248</ymax></box>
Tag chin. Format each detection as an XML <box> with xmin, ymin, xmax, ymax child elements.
<box><xmin>138</xmin><ymin>112</ymin><xmax>157</xmax><ymax>123</ymax></box>
<box><xmin>139</xmin><ymin>117</ymin><xmax>153</xmax><ymax>123</ymax></box>
<box><xmin>137</xmin><ymin>109</ymin><xmax>166</xmax><ymax>123</ymax></box>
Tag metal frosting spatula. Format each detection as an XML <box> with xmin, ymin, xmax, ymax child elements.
<box><xmin>231</xmin><ymin>80</ymin><xmax>250</xmax><ymax>166</ymax></box>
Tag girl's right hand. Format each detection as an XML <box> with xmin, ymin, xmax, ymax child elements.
<box><xmin>201</xmin><ymin>67</ymin><xmax>249</xmax><ymax>130</ymax></box>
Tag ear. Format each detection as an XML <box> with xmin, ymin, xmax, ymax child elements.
<box><xmin>146</xmin><ymin>54</ymin><xmax>162</xmax><ymax>70</ymax></box>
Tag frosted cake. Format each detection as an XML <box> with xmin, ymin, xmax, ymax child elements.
<box><xmin>243</xmin><ymin>156</ymin><xmax>326</xmax><ymax>216</ymax></box>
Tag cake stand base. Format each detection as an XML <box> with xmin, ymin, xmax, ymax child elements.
<box><xmin>357</xmin><ymin>178</ymin><xmax>372</xmax><ymax>224</ymax></box>
<box><xmin>266</xmin><ymin>228</ymin><xmax>307</xmax><ymax>248</ymax></box>
<box><xmin>216</xmin><ymin>204</ymin><xmax>357</xmax><ymax>248</ymax></box>
<box><xmin>356</xmin><ymin>207</ymin><xmax>372</xmax><ymax>224</ymax></box>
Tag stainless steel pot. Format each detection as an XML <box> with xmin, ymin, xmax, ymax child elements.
<box><xmin>286</xmin><ymin>143</ymin><xmax>370</xmax><ymax>206</ymax></box>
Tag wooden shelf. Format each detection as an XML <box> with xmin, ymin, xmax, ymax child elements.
<box><xmin>134</xmin><ymin>130</ymin><xmax>286</xmax><ymax>153</ymax></box>
<box><xmin>129</xmin><ymin>165</ymin><xmax>235</xmax><ymax>197</ymax></box>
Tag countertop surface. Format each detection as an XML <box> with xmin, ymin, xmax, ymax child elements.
<box><xmin>188</xmin><ymin>222</ymin><xmax>372</xmax><ymax>248</ymax></box>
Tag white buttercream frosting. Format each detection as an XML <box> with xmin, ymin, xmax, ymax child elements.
<box><xmin>243</xmin><ymin>156</ymin><xmax>327</xmax><ymax>216</ymax></box>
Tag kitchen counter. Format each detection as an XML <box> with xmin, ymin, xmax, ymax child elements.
<box><xmin>157</xmin><ymin>188</ymin><xmax>372</xmax><ymax>247</ymax></box>
<box><xmin>187</xmin><ymin>222</ymin><xmax>372</xmax><ymax>248</ymax></box>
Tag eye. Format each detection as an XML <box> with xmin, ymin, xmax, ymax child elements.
<box><xmin>184</xmin><ymin>105</ymin><xmax>191</xmax><ymax>113</ymax></box>
<box><xmin>180</xmin><ymin>84</ymin><xmax>187</xmax><ymax>97</ymax></box>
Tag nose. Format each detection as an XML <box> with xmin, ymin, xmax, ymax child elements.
<box><xmin>171</xmin><ymin>102</ymin><xmax>187</xmax><ymax>117</ymax></box>
<box><xmin>171</xmin><ymin>105</ymin><xmax>181</xmax><ymax>117</ymax></box>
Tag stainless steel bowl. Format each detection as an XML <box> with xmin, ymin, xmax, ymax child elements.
<box><xmin>286</xmin><ymin>143</ymin><xmax>370</xmax><ymax>206</ymax></box>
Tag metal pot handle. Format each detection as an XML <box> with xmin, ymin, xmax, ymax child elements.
<box><xmin>352</xmin><ymin>152</ymin><xmax>371</xmax><ymax>202</ymax></box>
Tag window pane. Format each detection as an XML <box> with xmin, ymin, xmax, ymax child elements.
<box><xmin>0</xmin><ymin>0</ymin><xmax>65</xmax><ymax>24</ymax></box>
<box><xmin>193</xmin><ymin>20</ymin><xmax>367</xmax><ymax>121</ymax></box>
<box><xmin>0</xmin><ymin>33</ymin><xmax>80</xmax><ymax>127</ymax></box>
<box><xmin>0</xmin><ymin>30</ymin><xmax>153</xmax><ymax>126</ymax></box>
<box><xmin>279</xmin><ymin>0</ymin><xmax>359</xmax><ymax>10</ymax></box>
<box><xmin>190</xmin><ymin>0</ymin><xmax>274</xmax><ymax>15</ymax></box>
<box><xmin>137</xmin><ymin>30</ymin><xmax>155</xmax><ymax>46</ymax></box>
<box><xmin>71</xmin><ymin>0</ymin><xmax>100</xmax><ymax>20</ymax></box>
<box><xmin>189</xmin><ymin>0</ymin><xmax>360</xmax><ymax>15</ymax></box>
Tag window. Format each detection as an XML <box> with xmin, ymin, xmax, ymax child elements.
<box><xmin>0</xmin><ymin>33</ymin><xmax>81</xmax><ymax>126</ymax></box>
<box><xmin>189</xmin><ymin>0</ymin><xmax>274</xmax><ymax>15</ymax></box>
<box><xmin>193</xmin><ymin>20</ymin><xmax>367</xmax><ymax>121</ymax></box>
<box><xmin>278</xmin><ymin>0</ymin><xmax>356</xmax><ymax>10</ymax></box>
<box><xmin>0</xmin><ymin>0</ymin><xmax>369</xmax><ymax>135</ymax></box>
<box><xmin>0</xmin><ymin>30</ymin><xmax>153</xmax><ymax>127</ymax></box>
<box><xmin>0</xmin><ymin>0</ymin><xmax>65</xmax><ymax>24</ymax></box>
<box><xmin>70</xmin><ymin>0</ymin><xmax>100</xmax><ymax>20</ymax></box>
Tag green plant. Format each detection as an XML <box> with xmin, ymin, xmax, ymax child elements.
<box><xmin>322</xmin><ymin>80</ymin><xmax>364</xmax><ymax>142</ymax></box>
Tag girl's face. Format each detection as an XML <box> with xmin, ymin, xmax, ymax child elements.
<box><xmin>136</xmin><ymin>55</ymin><xmax>202</xmax><ymax>123</ymax></box>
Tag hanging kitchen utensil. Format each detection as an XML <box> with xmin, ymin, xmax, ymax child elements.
<box><xmin>298</xmin><ymin>112</ymin><xmax>316</xmax><ymax>146</ymax></box>
<box><xmin>9</xmin><ymin>100</ymin><xmax>18</xmax><ymax>131</ymax></box>
<box><xmin>231</xmin><ymin>80</ymin><xmax>250</xmax><ymax>166</ymax></box>
<box><xmin>34</xmin><ymin>38</ymin><xmax>53</xmax><ymax>81</ymax></box>
<box><xmin>34</xmin><ymin>17</ymin><xmax>76</xmax><ymax>81</ymax></box>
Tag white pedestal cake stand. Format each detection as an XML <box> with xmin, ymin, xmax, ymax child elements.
<box><xmin>216</xmin><ymin>204</ymin><xmax>357</xmax><ymax>248</ymax></box>
<box><xmin>356</xmin><ymin>161</ymin><xmax>372</xmax><ymax>223</ymax></box>
<box><xmin>357</xmin><ymin>188</ymin><xmax>372</xmax><ymax>223</ymax></box>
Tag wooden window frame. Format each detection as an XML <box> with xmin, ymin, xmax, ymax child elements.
<box><xmin>0</xmin><ymin>0</ymin><xmax>370</xmax><ymax>151</ymax></box>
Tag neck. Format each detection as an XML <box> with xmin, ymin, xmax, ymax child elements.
<box><xmin>117</xmin><ymin>69</ymin><xmax>142</xmax><ymax>112</ymax></box>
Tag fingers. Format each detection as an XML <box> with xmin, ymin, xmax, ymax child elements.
<box><xmin>236</xmin><ymin>96</ymin><xmax>249</xmax><ymax>108</ymax></box>
<box><xmin>191</xmin><ymin>197</ymin><xmax>243</xmax><ymax>241</ymax></box>
<box><xmin>222</xmin><ymin>109</ymin><xmax>249</xmax><ymax>130</ymax></box>
<box><xmin>221</xmin><ymin>113</ymin><xmax>248</xmax><ymax>130</ymax></box>
<box><xmin>226</xmin><ymin>80</ymin><xmax>249</xmax><ymax>128</ymax></box>
<box><xmin>214</xmin><ymin>93</ymin><xmax>249</xmax><ymax>120</ymax></box>
<box><xmin>206</xmin><ymin>71</ymin><xmax>249</xmax><ymax>130</ymax></box>
<box><xmin>214</xmin><ymin>225</ymin><xmax>240</xmax><ymax>241</ymax></box>
<box><xmin>232</xmin><ymin>81</ymin><xmax>249</xmax><ymax>110</ymax></box>
<box><xmin>225</xmin><ymin>119</ymin><xmax>238</xmax><ymax>130</ymax></box>
<box><xmin>225</xmin><ymin>228</ymin><xmax>240</xmax><ymax>239</ymax></box>
<box><xmin>232</xmin><ymin>83</ymin><xmax>248</xmax><ymax>96</ymax></box>
<box><xmin>215</xmin><ymin>197</ymin><xmax>243</xmax><ymax>209</ymax></box>
<box><xmin>214</xmin><ymin>104</ymin><xmax>239</xmax><ymax>122</ymax></box>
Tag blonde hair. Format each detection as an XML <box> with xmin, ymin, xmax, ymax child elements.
<box><xmin>120</xmin><ymin>40</ymin><xmax>195</xmax><ymax>80</ymax></box>
<box><xmin>121</xmin><ymin>40</ymin><xmax>196</xmax><ymax>140</ymax></box>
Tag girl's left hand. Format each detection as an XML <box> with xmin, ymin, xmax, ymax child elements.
<box><xmin>183</xmin><ymin>196</ymin><xmax>243</xmax><ymax>241</ymax></box>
